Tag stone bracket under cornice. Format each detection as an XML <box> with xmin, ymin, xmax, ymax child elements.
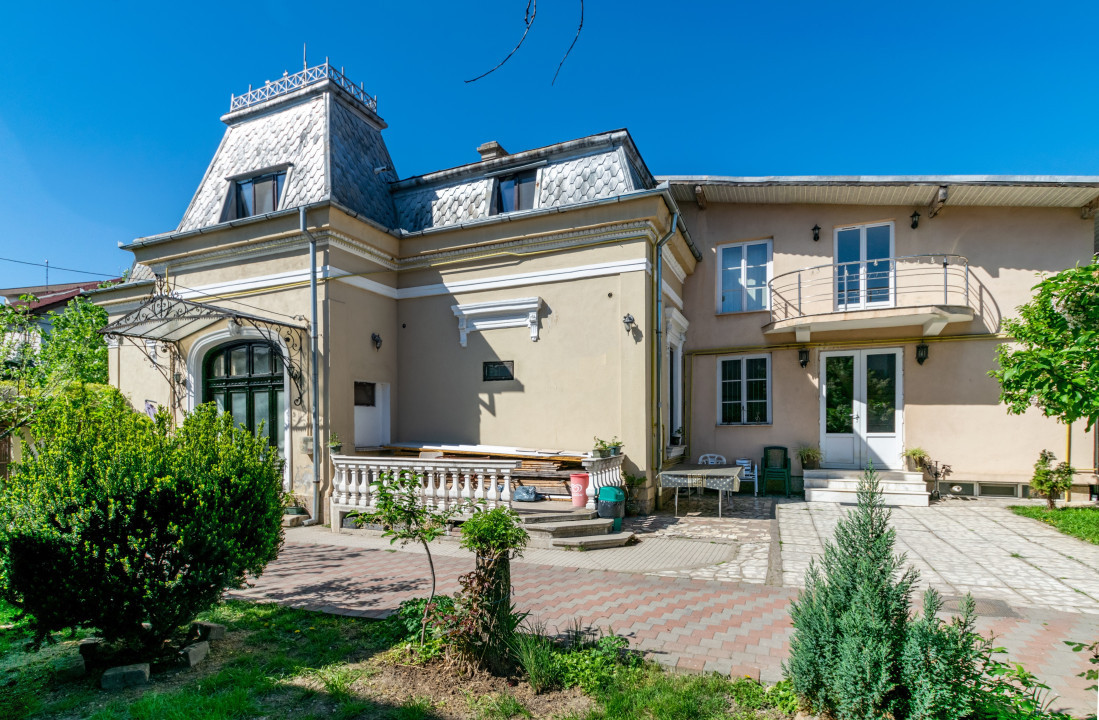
<box><xmin>451</xmin><ymin>297</ymin><xmax>543</xmax><ymax>348</ymax></box>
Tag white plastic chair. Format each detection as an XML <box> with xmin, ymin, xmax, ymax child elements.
<box><xmin>698</xmin><ymin>454</ymin><xmax>727</xmax><ymax>465</ymax></box>
<box><xmin>735</xmin><ymin>458</ymin><xmax>758</xmax><ymax>497</ymax></box>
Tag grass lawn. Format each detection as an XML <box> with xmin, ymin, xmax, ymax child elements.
<box><xmin>1009</xmin><ymin>505</ymin><xmax>1099</xmax><ymax>545</ymax></box>
<box><xmin>0</xmin><ymin>598</ymin><xmax>794</xmax><ymax>720</ymax></box>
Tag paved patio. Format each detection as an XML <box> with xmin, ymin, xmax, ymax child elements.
<box><xmin>234</xmin><ymin>530</ymin><xmax>1098</xmax><ymax>716</ymax></box>
<box><xmin>778</xmin><ymin>498</ymin><xmax>1099</xmax><ymax>614</ymax></box>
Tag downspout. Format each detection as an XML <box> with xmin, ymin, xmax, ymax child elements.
<box><xmin>300</xmin><ymin>206</ymin><xmax>322</xmax><ymax>526</ymax></box>
<box><xmin>653</xmin><ymin>211</ymin><xmax>679</xmax><ymax>486</ymax></box>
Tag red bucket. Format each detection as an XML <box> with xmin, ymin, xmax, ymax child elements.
<box><xmin>569</xmin><ymin>473</ymin><xmax>590</xmax><ymax>507</ymax></box>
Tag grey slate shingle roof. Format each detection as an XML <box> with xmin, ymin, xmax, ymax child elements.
<box><xmin>172</xmin><ymin>80</ymin><xmax>649</xmax><ymax>238</ymax></box>
<box><xmin>176</xmin><ymin>91</ymin><xmax>397</xmax><ymax>233</ymax></box>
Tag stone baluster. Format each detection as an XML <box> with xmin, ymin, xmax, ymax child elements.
<box><xmin>459</xmin><ymin>469</ymin><xmax>472</xmax><ymax>503</ymax></box>
<box><xmin>499</xmin><ymin>470</ymin><xmax>512</xmax><ymax>507</ymax></box>
<box><xmin>474</xmin><ymin>469</ymin><xmax>487</xmax><ymax>506</ymax></box>
<box><xmin>335</xmin><ymin>461</ymin><xmax>348</xmax><ymax>504</ymax></box>
<box><xmin>358</xmin><ymin>464</ymin><xmax>370</xmax><ymax>507</ymax></box>
<box><xmin>346</xmin><ymin>464</ymin><xmax>358</xmax><ymax>507</ymax></box>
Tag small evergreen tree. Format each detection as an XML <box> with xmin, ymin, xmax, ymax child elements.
<box><xmin>786</xmin><ymin>465</ymin><xmax>917</xmax><ymax>719</ymax></box>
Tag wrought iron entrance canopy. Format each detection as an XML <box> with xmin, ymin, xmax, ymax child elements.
<box><xmin>101</xmin><ymin>294</ymin><xmax>309</xmax><ymax>409</ymax></box>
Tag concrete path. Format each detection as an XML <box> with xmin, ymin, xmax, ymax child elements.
<box><xmin>233</xmin><ymin>530</ymin><xmax>1098</xmax><ymax>717</ymax></box>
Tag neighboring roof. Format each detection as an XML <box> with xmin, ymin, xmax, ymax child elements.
<box><xmin>0</xmin><ymin>280</ymin><xmax>117</xmax><ymax>314</ymax></box>
<box><xmin>661</xmin><ymin>175</ymin><xmax>1099</xmax><ymax>209</ymax></box>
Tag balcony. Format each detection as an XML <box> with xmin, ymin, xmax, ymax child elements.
<box><xmin>765</xmin><ymin>254</ymin><xmax>976</xmax><ymax>341</ymax></box>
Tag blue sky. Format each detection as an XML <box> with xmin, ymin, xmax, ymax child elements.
<box><xmin>1</xmin><ymin>0</ymin><xmax>1096</xmax><ymax>290</ymax></box>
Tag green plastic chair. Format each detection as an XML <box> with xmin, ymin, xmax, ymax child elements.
<box><xmin>761</xmin><ymin>446</ymin><xmax>791</xmax><ymax>497</ymax></box>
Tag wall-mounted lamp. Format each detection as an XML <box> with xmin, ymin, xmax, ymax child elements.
<box><xmin>811</xmin><ymin>224</ymin><xmax>821</xmax><ymax>242</ymax></box>
<box><xmin>622</xmin><ymin>313</ymin><xmax>635</xmax><ymax>333</ymax></box>
<box><xmin>371</xmin><ymin>332</ymin><xmax>382</xmax><ymax>351</ymax></box>
<box><xmin>798</xmin><ymin>348</ymin><xmax>810</xmax><ymax>368</ymax></box>
<box><xmin>173</xmin><ymin>371</ymin><xmax>186</xmax><ymax>386</ymax></box>
<box><xmin>227</xmin><ymin>317</ymin><xmax>243</xmax><ymax>337</ymax></box>
<box><xmin>915</xmin><ymin>342</ymin><xmax>929</xmax><ymax>365</ymax></box>
<box><xmin>910</xmin><ymin>210</ymin><xmax>921</xmax><ymax>229</ymax></box>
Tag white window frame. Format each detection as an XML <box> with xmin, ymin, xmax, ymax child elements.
<box><xmin>832</xmin><ymin>221</ymin><xmax>895</xmax><ymax>311</ymax></box>
<box><xmin>716</xmin><ymin>239</ymin><xmax>773</xmax><ymax>314</ymax></box>
<box><xmin>717</xmin><ymin>353</ymin><xmax>772</xmax><ymax>426</ymax></box>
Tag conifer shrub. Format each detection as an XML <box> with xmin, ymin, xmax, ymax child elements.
<box><xmin>0</xmin><ymin>387</ymin><xmax>284</xmax><ymax>651</ymax></box>
<box><xmin>785</xmin><ymin>466</ymin><xmax>987</xmax><ymax>720</ymax></box>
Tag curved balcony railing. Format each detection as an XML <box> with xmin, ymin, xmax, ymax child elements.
<box><xmin>768</xmin><ymin>254</ymin><xmax>971</xmax><ymax>324</ymax></box>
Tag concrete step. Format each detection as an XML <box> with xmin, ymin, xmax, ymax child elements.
<box><xmin>524</xmin><ymin>518</ymin><xmax>613</xmax><ymax>540</ymax></box>
<box><xmin>804</xmin><ymin>469</ymin><xmax>923</xmax><ymax>482</ymax></box>
<box><xmin>803</xmin><ymin>478</ymin><xmax>928</xmax><ymax>493</ymax></box>
<box><xmin>550</xmin><ymin>532</ymin><xmax>635</xmax><ymax>551</ymax></box>
<box><xmin>804</xmin><ymin>487</ymin><xmax>930</xmax><ymax>507</ymax></box>
<box><xmin>519</xmin><ymin>510</ymin><xmax>598</xmax><ymax>524</ymax></box>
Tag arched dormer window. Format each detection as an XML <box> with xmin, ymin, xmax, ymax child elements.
<box><xmin>203</xmin><ymin>340</ymin><xmax>285</xmax><ymax>454</ymax></box>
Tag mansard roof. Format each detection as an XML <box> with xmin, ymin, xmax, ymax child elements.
<box><xmin>176</xmin><ymin>64</ymin><xmax>398</xmax><ymax>234</ymax></box>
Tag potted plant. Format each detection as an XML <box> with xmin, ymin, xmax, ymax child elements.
<box><xmin>670</xmin><ymin>427</ymin><xmax>683</xmax><ymax>447</ymax></box>
<box><xmin>623</xmin><ymin>473</ymin><xmax>647</xmax><ymax>516</ymax></box>
<box><xmin>903</xmin><ymin>447</ymin><xmax>929</xmax><ymax>473</ymax></box>
<box><xmin>593</xmin><ymin>436</ymin><xmax>623</xmax><ymax>458</ymax></box>
<box><xmin>797</xmin><ymin>445</ymin><xmax>822</xmax><ymax>470</ymax></box>
<box><xmin>328</xmin><ymin>431</ymin><xmax>343</xmax><ymax>454</ymax></box>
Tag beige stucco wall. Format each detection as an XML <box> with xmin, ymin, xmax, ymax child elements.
<box><xmin>395</xmin><ymin>261</ymin><xmax>652</xmax><ymax>467</ymax></box>
<box><xmin>678</xmin><ymin>202</ymin><xmax>1096</xmax><ymax>486</ymax></box>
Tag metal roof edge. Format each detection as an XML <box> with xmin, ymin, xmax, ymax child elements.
<box><xmin>657</xmin><ymin>174</ymin><xmax>1099</xmax><ymax>187</ymax></box>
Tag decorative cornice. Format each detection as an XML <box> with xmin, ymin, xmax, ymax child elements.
<box><xmin>398</xmin><ymin>220</ymin><xmax>660</xmax><ymax>270</ymax></box>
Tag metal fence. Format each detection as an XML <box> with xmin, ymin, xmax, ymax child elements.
<box><xmin>230</xmin><ymin>63</ymin><xmax>377</xmax><ymax>113</ymax></box>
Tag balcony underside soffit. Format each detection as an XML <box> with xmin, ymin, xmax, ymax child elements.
<box><xmin>763</xmin><ymin>304</ymin><xmax>975</xmax><ymax>342</ymax></box>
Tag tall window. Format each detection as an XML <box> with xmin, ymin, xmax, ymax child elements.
<box><xmin>718</xmin><ymin>239</ymin><xmax>772</xmax><ymax>313</ymax></box>
<box><xmin>493</xmin><ymin>170</ymin><xmax>537</xmax><ymax>214</ymax></box>
<box><xmin>718</xmin><ymin>354</ymin><xmax>771</xmax><ymax>425</ymax></box>
<box><xmin>223</xmin><ymin>171</ymin><xmax>286</xmax><ymax>221</ymax></box>
<box><xmin>203</xmin><ymin>341</ymin><xmax>285</xmax><ymax>454</ymax></box>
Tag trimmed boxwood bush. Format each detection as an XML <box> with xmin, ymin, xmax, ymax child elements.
<box><xmin>0</xmin><ymin>387</ymin><xmax>284</xmax><ymax>651</ymax></box>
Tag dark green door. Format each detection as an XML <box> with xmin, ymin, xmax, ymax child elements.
<box><xmin>203</xmin><ymin>341</ymin><xmax>285</xmax><ymax>455</ymax></box>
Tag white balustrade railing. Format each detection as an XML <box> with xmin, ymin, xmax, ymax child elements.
<box><xmin>329</xmin><ymin>455</ymin><xmax>520</xmax><ymax>533</ymax></box>
<box><xmin>581</xmin><ymin>455</ymin><xmax>626</xmax><ymax>510</ymax></box>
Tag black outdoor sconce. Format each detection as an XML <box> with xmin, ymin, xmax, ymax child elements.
<box><xmin>915</xmin><ymin>342</ymin><xmax>929</xmax><ymax>365</ymax></box>
<box><xmin>371</xmin><ymin>332</ymin><xmax>382</xmax><ymax>351</ymax></box>
<box><xmin>622</xmin><ymin>313</ymin><xmax>635</xmax><ymax>333</ymax></box>
<box><xmin>811</xmin><ymin>224</ymin><xmax>821</xmax><ymax>242</ymax></box>
<box><xmin>798</xmin><ymin>348</ymin><xmax>810</xmax><ymax>368</ymax></box>
<box><xmin>910</xmin><ymin>210</ymin><xmax>921</xmax><ymax>229</ymax></box>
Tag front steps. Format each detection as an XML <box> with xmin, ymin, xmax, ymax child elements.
<box><xmin>803</xmin><ymin>469</ymin><xmax>930</xmax><ymax>506</ymax></box>
<box><xmin>517</xmin><ymin>508</ymin><xmax>634</xmax><ymax>550</ymax></box>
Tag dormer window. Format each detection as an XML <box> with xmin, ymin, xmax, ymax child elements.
<box><xmin>492</xmin><ymin>170</ymin><xmax>536</xmax><ymax>214</ymax></box>
<box><xmin>224</xmin><ymin>170</ymin><xmax>286</xmax><ymax>221</ymax></box>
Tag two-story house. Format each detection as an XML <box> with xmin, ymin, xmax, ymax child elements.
<box><xmin>91</xmin><ymin>64</ymin><xmax>1098</xmax><ymax>522</ymax></box>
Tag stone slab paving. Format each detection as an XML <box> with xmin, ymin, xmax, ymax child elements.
<box><xmin>778</xmin><ymin>499</ymin><xmax>1099</xmax><ymax>615</ymax></box>
<box><xmin>232</xmin><ymin>538</ymin><xmax>1098</xmax><ymax>717</ymax></box>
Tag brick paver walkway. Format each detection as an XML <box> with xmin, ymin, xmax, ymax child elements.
<box><xmin>232</xmin><ymin>537</ymin><xmax>1098</xmax><ymax>717</ymax></box>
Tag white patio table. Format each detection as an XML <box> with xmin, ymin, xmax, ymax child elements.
<box><xmin>658</xmin><ymin>464</ymin><xmax>743</xmax><ymax>518</ymax></box>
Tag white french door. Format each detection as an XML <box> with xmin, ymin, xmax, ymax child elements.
<box><xmin>834</xmin><ymin>222</ymin><xmax>894</xmax><ymax>311</ymax></box>
<box><xmin>820</xmin><ymin>348</ymin><xmax>904</xmax><ymax>470</ymax></box>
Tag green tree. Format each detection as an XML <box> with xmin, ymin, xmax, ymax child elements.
<box><xmin>39</xmin><ymin>295</ymin><xmax>109</xmax><ymax>384</ymax></box>
<box><xmin>1</xmin><ymin>293</ymin><xmax>110</xmax><ymax>437</ymax></box>
<box><xmin>354</xmin><ymin>472</ymin><xmax>475</xmax><ymax>645</ymax></box>
<box><xmin>991</xmin><ymin>260</ymin><xmax>1099</xmax><ymax>431</ymax></box>
<box><xmin>0</xmin><ymin>387</ymin><xmax>284</xmax><ymax>651</ymax></box>
<box><xmin>1029</xmin><ymin>449</ymin><xmax>1075</xmax><ymax>510</ymax></box>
